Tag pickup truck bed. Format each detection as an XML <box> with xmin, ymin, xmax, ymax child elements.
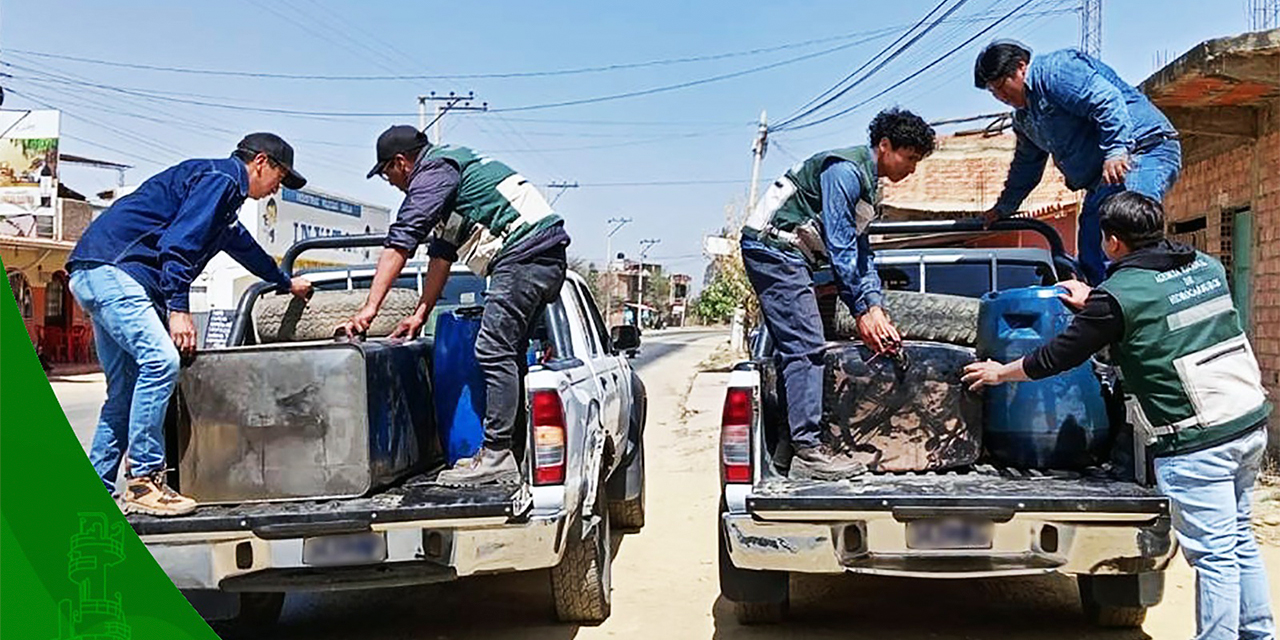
<box><xmin>130</xmin><ymin>477</ymin><xmax>528</xmax><ymax>537</ymax></box>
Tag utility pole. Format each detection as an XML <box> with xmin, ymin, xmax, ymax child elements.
<box><xmin>747</xmin><ymin>110</ymin><xmax>769</xmax><ymax>216</ymax></box>
<box><xmin>547</xmin><ymin>180</ymin><xmax>579</xmax><ymax>206</ymax></box>
<box><xmin>604</xmin><ymin>217</ymin><xmax>631</xmax><ymax>324</ymax></box>
<box><xmin>636</xmin><ymin>238</ymin><xmax>660</xmax><ymax>328</ymax></box>
<box><xmin>417</xmin><ymin>92</ymin><xmax>488</xmax><ymax>143</ymax></box>
<box><xmin>1249</xmin><ymin>0</ymin><xmax>1279</xmax><ymax>29</ymax></box>
<box><xmin>1080</xmin><ymin>0</ymin><xmax>1102</xmax><ymax>58</ymax></box>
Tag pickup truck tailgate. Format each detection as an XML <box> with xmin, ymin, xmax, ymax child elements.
<box><xmin>748</xmin><ymin>466</ymin><xmax>1168</xmax><ymax>520</ymax></box>
<box><xmin>130</xmin><ymin>478</ymin><xmax>529</xmax><ymax>537</ymax></box>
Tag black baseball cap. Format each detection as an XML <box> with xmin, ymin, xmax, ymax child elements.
<box><xmin>236</xmin><ymin>132</ymin><xmax>307</xmax><ymax>190</ymax></box>
<box><xmin>367</xmin><ymin>125</ymin><xmax>429</xmax><ymax>179</ymax></box>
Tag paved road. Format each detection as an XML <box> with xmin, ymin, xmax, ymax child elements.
<box><xmin>50</xmin><ymin>328</ymin><xmax>1278</xmax><ymax>639</ymax></box>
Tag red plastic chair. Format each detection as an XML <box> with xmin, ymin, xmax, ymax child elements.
<box><xmin>69</xmin><ymin>325</ymin><xmax>90</xmax><ymax>362</ymax></box>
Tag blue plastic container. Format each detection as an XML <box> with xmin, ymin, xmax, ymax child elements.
<box><xmin>977</xmin><ymin>286</ymin><xmax>1110</xmax><ymax>468</ymax></box>
<box><xmin>433</xmin><ymin>310</ymin><xmax>486</xmax><ymax>464</ymax></box>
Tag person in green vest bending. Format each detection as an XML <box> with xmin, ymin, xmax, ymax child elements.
<box><xmin>740</xmin><ymin>108</ymin><xmax>936</xmax><ymax>480</ymax></box>
<box><xmin>339</xmin><ymin>125</ymin><xmax>570</xmax><ymax>486</ymax></box>
<box><xmin>962</xmin><ymin>192</ymin><xmax>1273</xmax><ymax>640</ymax></box>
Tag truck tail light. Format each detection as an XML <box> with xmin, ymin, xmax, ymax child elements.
<box><xmin>531</xmin><ymin>390</ymin><xmax>566</xmax><ymax>485</ymax></box>
<box><xmin>721</xmin><ymin>387</ymin><xmax>753</xmax><ymax>484</ymax></box>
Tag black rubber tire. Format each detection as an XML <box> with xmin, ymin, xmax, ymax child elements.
<box><xmin>832</xmin><ymin>290</ymin><xmax>980</xmax><ymax>347</ymax></box>
<box><xmin>255</xmin><ymin>288</ymin><xmax>422</xmax><ymax>343</ymax></box>
<box><xmin>1082</xmin><ymin>603</ymin><xmax>1148</xmax><ymax>628</ymax></box>
<box><xmin>608</xmin><ymin>443</ymin><xmax>645</xmax><ymax>531</ymax></box>
<box><xmin>734</xmin><ymin>601</ymin><xmax>788</xmax><ymax>625</ymax></box>
<box><xmin>235</xmin><ymin>592</ymin><xmax>285</xmax><ymax>628</ymax></box>
<box><xmin>551</xmin><ymin>467</ymin><xmax>612</xmax><ymax>624</ymax></box>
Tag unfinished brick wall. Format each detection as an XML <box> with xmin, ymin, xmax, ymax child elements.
<box><xmin>1163</xmin><ymin>100</ymin><xmax>1280</xmax><ymax>456</ymax></box>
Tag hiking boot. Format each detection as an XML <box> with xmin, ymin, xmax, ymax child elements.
<box><xmin>790</xmin><ymin>444</ymin><xmax>867</xmax><ymax>481</ymax></box>
<box><xmin>122</xmin><ymin>471</ymin><xmax>197</xmax><ymax>517</ymax></box>
<box><xmin>435</xmin><ymin>447</ymin><xmax>521</xmax><ymax>486</ymax></box>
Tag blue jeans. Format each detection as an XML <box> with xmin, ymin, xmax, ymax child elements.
<box><xmin>741</xmin><ymin>239</ymin><xmax>824</xmax><ymax>449</ymax></box>
<box><xmin>1155</xmin><ymin>426</ymin><xmax>1275</xmax><ymax>640</ymax></box>
<box><xmin>68</xmin><ymin>264</ymin><xmax>180</xmax><ymax>491</ymax></box>
<box><xmin>1078</xmin><ymin>140</ymin><xmax>1182</xmax><ymax>284</ymax></box>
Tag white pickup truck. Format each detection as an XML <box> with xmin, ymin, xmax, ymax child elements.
<box><xmin>718</xmin><ymin>219</ymin><xmax>1175</xmax><ymax>629</ymax></box>
<box><xmin>129</xmin><ymin>236</ymin><xmax>648</xmax><ymax>630</ymax></box>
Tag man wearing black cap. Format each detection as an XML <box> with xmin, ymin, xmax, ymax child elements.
<box><xmin>67</xmin><ymin>133</ymin><xmax>313</xmax><ymax>516</ymax></box>
<box><xmin>339</xmin><ymin>125</ymin><xmax>570</xmax><ymax>485</ymax></box>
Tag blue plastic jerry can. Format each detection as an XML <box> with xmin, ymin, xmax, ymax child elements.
<box><xmin>432</xmin><ymin>309</ymin><xmax>486</xmax><ymax>464</ymax></box>
<box><xmin>976</xmin><ymin>286</ymin><xmax>1110</xmax><ymax>469</ymax></box>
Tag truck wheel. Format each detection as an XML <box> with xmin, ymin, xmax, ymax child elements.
<box><xmin>1082</xmin><ymin>603</ymin><xmax>1148</xmax><ymax>628</ymax></box>
<box><xmin>831</xmin><ymin>290</ymin><xmax>979</xmax><ymax>347</ymax></box>
<box><xmin>719</xmin><ymin>501</ymin><xmax>789</xmax><ymax>625</ymax></box>
<box><xmin>255</xmin><ymin>288</ymin><xmax>422</xmax><ymax>343</ymax></box>
<box><xmin>608</xmin><ymin>441</ymin><xmax>645</xmax><ymax>531</ymax></box>
<box><xmin>551</xmin><ymin>468</ymin><xmax>612</xmax><ymax>624</ymax></box>
<box><xmin>1078</xmin><ymin>575</ymin><xmax>1152</xmax><ymax>628</ymax></box>
<box><xmin>231</xmin><ymin>592</ymin><xmax>285</xmax><ymax>630</ymax></box>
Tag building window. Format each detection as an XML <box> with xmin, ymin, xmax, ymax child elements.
<box><xmin>46</xmin><ymin>275</ymin><xmax>65</xmax><ymax>322</ymax></box>
<box><xmin>7</xmin><ymin>270</ymin><xmax>34</xmax><ymax>319</ymax></box>
<box><xmin>1168</xmin><ymin>216</ymin><xmax>1207</xmax><ymax>251</ymax></box>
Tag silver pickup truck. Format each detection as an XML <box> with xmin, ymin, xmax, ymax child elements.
<box><xmin>718</xmin><ymin>219</ymin><xmax>1175</xmax><ymax>629</ymax></box>
<box><xmin>129</xmin><ymin>236</ymin><xmax>647</xmax><ymax>630</ymax></box>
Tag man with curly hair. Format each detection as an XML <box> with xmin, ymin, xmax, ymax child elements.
<box><xmin>740</xmin><ymin>107</ymin><xmax>936</xmax><ymax>480</ymax></box>
<box><xmin>973</xmin><ymin>40</ymin><xmax>1181</xmax><ymax>285</ymax></box>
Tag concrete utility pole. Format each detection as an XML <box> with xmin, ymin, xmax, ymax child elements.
<box><xmin>547</xmin><ymin>180</ymin><xmax>579</xmax><ymax>206</ymax></box>
<box><xmin>417</xmin><ymin>92</ymin><xmax>488</xmax><ymax>143</ymax></box>
<box><xmin>747</xmin><ymin>110</ymin><xmax>769</xmax><ymax>215</ymax></box>
<box><xmin>636</xmin><ymin>238</ymin><xmax>660</xmax><ymax>327</ymax></box>
<box><xmin>1080</xmin><ymin>0</ymin><xmax>1102</xmax><ymax>58</ymax></box>
<box><xmin>604</xmin><ymin>217</ymin><xmax>631</xmax><ymax>324</ymax></box>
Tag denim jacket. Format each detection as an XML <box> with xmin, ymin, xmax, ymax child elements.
<box><xmin>820</xmin><ymin>159</ymin><xmax>883</xmax><ymax>316</ymax></box>
<box><xmin>995</xmin><ymin>49</ymin><xmax>1176</xmax><ymax>215</ymax></box>
<box><xmin>67</xmin><ymin>157</ymin><xmax>291</xmax><ymax>312</ymax></box>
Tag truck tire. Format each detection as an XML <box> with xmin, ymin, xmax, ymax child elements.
<box><xmin>608</xmin><ymin>442</ymin><xmax>645</xmax><ymax>530</ymax></box>
<box><xmin>719</xmin><ymin>500</ymin><xmax>789</xmax><ymax>625</ymax></box>
<box><xmin>551</xmin><ymin>467</ymin><xmax>612</xmax><ymax>624</ymax></box>
<box><xmin>230</xmin><ymin>592</ymin><xmax>285</xmax><ymax>631</ymax></box>
<box><xmin>255</xmin><ymin>288</ymin><xmax>422</xmax><ymax>343</ymax></box>
<box><xmin>831</xmin><ymin>290</ymin><xmax>979</xmax><ymax>347</ymax></box>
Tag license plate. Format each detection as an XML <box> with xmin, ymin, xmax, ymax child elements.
<box><xmin>906</xmin><ymin>519</ymin><xmax>994</xmax><ymax>550</ymax></box>
<box><xmin>302</xmin><ymin>532</ymin><xmax>388</xmax><ymax>566</ymax></box>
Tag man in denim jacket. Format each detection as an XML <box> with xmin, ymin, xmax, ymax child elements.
<box><xmin>974</xmin><ymin>40</ymin><xmax>1180</xmax><ymax>284</ymax></box>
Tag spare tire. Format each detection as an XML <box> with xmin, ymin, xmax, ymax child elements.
<box><xmin>831</xmin><ymin>290</ymin><xmax>979</xmax><ymax>347</ymax></box>
<box><xmin>255</xmin><ymin>288</ymin><xmax>423</xmax><ymax>343</ymax></box>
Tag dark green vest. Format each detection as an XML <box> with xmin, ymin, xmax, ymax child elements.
<box><xmin>424</xmin><ymin>145</ymin><xmax>562</xmax><ymax>274</ymax></box>
<box><xmin>766</xmin><ymin>146</ymin><xmax>878</xmax><ymax>233</ymax></box>
<box><xmin>1099</xmin><ymin>251</ymin><xmax>1270</xmax><ymax>456</ymax></box>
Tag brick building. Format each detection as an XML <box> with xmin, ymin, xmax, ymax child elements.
<box><xmin>1141</xmin><ymin>28</ymin><xmax>1280</xmax><ymax>454</ymax></box>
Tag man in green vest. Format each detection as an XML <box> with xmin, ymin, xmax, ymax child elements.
<box><xmin>740</xmin><ymin>107</ymin><xmax>936</xmax><ymax>480</ymax></box>
<box><xmin>962</xmin><ymin>192</ymin><xmax>1273</xmax><ymax>640</ymax></box>
<box><xmin>339</xmin><ymin>125</ymin><xmax>570</xmax><ymax>485</ymax></box>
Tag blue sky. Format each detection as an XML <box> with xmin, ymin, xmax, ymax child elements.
<box><xmin>0</xmin><ymin>0</ymin><xmax>1257</xmax><ymax>286</ymax></box>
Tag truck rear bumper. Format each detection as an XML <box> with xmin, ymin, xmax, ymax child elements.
<box><xmin>721</xmin><ymin>512</ymin><xmax>1175</xmax><ymax>579</ymax></box>
<box><xmin>146</xmin><ymin>513</ymin><xmax>566</xmax><ymax>591</ymax></box>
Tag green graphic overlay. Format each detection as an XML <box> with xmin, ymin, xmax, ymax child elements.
<box><xmin>1</xmin><ymin>264</ymin><xmax>219</xmax><ymax>639</ymax></box>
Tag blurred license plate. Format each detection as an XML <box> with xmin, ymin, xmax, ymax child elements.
<box><xmin>906</xmin><ymin>519</ymin><xmax>993</xmax><ymax>550</ymax></box>
<box><xmin>303</xmin><ymin>532</ymin><xmax>387</xmax><ymax>566</ymax></box>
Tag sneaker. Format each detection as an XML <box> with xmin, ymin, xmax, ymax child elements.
<box><xmin>435</xmin><ymin>447</ymin><xmax>521</xmax><ymax>486</ymax></box>
<box><xmin>790</xmin><ymin>444</ymin><xmax>867</xmax><ymax>481</ymax></box>
<box><xmin>122</xmin><ymin>471</ymin><xmax>197</xmax><ymax>516</ymax></box>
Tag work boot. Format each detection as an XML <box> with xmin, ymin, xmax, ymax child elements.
<box><xmin>435</xmin><ymin>447</ymin><xmax>521</xmax><ymax>486</ymax></box>
<box><xmin>790</xmin><ymin>444</ymin><xmax>867</xmax><ymax>481</ymax></box>
<box><xmin>122</xmin><ymin>471</ymin><xmax>197</xmax><ymax>516</ymax></box>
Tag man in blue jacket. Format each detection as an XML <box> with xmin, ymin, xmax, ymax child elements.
<box><xmin>974</xmin><ymin>40</ymin><xmax>1181</xmax><ymax>284</ymax></box>
<box><xmin>740</xmin><ymin>108</ymin><xmax>934</xmax><ymax>480</ymax></box>
<box><xmin>67</xmin><ymin>133</ymin><xmax>313</xmax><ymax>516</ymax></box>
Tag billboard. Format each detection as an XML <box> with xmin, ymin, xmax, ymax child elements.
<box><xmin>242</xmin><ymin>187</ymin><xmax>391</xmax><ymax>266</ymax></box>
<box><xmin>0</xmin><ymin>110</ymin><xmax>60</xmax><ymax>238</ymax></box>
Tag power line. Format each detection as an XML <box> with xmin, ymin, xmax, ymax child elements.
<box><xmin>774</xmin><ymin>0</ymin><xmax>1038</xmax><ymax>132</ymax></box>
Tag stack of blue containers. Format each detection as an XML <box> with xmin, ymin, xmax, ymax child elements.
<box><xmin>976</xmin><ymin>287</ymin><xmax>1110</xmax><ymax>469</ymax></box>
